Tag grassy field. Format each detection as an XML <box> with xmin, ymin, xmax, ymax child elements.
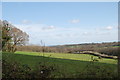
<box><xmin>15</xmin><ymin>51</ymin><xmax>117</xmax><ymax>64</ymax></box>
<box><xmin>3</xmin><ymin>51</ymin><xmax>118</xmax><ymax>78</ymax></box>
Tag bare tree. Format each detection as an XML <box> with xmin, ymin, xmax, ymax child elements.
<box><xmin>10</xmin><ymin>27</ymin><xmax>29</xmax><ymax>52</ymax></box>
<box><xmin>1</xmin><ymin>20</ymin><xmax>29</xmax><ymax>52</ymax></box>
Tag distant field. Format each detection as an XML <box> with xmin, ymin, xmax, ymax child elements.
<box><xmin>3</xmin><ymin>51</ymin><xmax>118</xmax><ymax>78</ymax></box>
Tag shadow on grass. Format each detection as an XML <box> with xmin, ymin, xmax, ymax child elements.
<box><xmin>2</xmin><ymin>52</ymin><xmax>118</xmax><ymax>78</ymax></box>
<box><xmin>2</xmin><ymin>52</ymin><xmax>117</xmax><ymax>68</ymax></box>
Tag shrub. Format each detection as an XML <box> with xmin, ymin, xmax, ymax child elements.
<box><xmin>2</xmin><ymin>59</ymin><xmax>56</xmax><ymax>79</ymax></box>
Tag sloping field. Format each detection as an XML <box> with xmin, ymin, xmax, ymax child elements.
<box><xmin>2</xmin><ymin>51</ymin><xmax>118</xmax><ymax>78</ymax></box>
<box><xmin>15</xmin><ymin>51</ymin><xmax>117</xmax><ymax>64</ymax></box>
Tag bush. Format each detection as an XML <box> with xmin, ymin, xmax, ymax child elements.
<box><xmin>2</xmin><ymin>59</ymin><xmax>56</xmax><ymax>79</ymax></box>
<box><xmin>73</xmin><ymin>61</ymin><xmax>118</xmax><ymax>79</ymax></box>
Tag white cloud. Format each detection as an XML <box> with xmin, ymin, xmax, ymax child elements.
<box><xmin>96</xmin><ymin>25</ymin><xmax>117</xmax><ymax>31</ymax></box>
<box><xmin>14</xmin><ymin>23</ymin><xmax>118</xmax><ymax>46</ymax></box>
<box><xmin>70</xmin><ymin>19</ymin><xmax>80</xmax><ymax>24</ymax></box>
<box><xmin>83</xmin><ymin>32</ymin><xmax>88</xmax><ymax>35</ymax></box>
<box><xmin>106</xmin><ymin>26</ymin><xmax>113</xmax><ymax>30</ymax></box>
<box><xmin>22</xmin><ymin>19</ymin><xmax>31</xmax><ymax>24</ymax></box>
<box><xmin>42</xmin><ymin>25</ymin><xmax>56</xmax><ymax>30</ymax></box>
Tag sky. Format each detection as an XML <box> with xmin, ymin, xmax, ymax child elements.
<box><xmin>2</xmin><ymin>0</ymin><xmax>119</xmax><ymax>2</ymax></box>
<box><xmin>0</xmin><ymin>2</ymin><xmax>2</xmax><ymax>19</ymax></box>
<box><xmin>2</xmin><ymin>2</ymin><xmax>118</xmax><ymax>46</ymax></box>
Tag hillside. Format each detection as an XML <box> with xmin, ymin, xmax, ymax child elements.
<box><xmin>3</xmin><ymin>51</ymin><xmax>118</xmax><ymax>78</ymax></box>
<box><xmin>53</xmin><ymin>42</ymin><xmax>119</xmax><ymax>48</ymax></box>
<box><xmin>51</xmin><ymin>42</ymin><xmax>119</xmax><ymax>56</ymax></box>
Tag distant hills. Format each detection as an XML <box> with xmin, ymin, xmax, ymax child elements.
<box><xmin>52</xmin><ymin>42</ymin><xmax>119</xmax><ymax>48</ymax></box>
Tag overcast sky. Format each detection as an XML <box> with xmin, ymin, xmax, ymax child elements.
<box><xmin>2</xmin><ymin>2</ymin><xmax>118</xmax><ymax>46</ymax></box>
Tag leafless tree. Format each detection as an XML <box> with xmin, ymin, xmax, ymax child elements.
<box><xmin>10</xmin><ymin>27</ymin><xmax>29</xmax><ymax>52</ymax></box>
<box><xmin>1</xmin><ymin>20</ymin><xmax>29</xmax><ymax>52</ymax></box>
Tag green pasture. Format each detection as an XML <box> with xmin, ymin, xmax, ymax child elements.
<box><xmin>2</xmin><ymin>51</ymin><xmax>118</xmax><ymax>78</ymax></box>
<box><xmin>15</xmin><ymin>51</ymin><xmax>117</xmax><ymax>64</ymax></box>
